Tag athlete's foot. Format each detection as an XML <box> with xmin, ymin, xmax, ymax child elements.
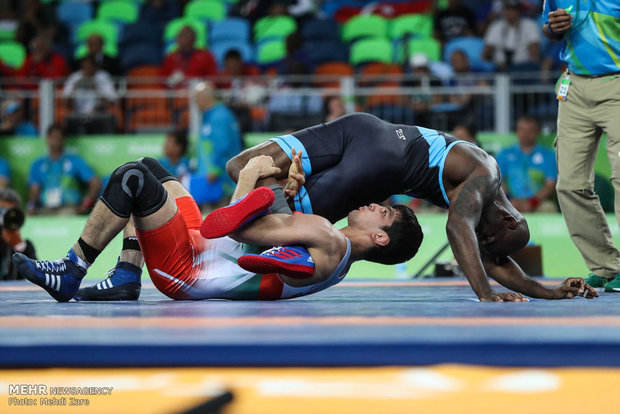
<box><xmin>74</xmin><ymin>262</ymin><xmax>142</xmax><ymax>301</ymax></box>
<box><xmin>12</xmin><ymin>252</ymin><xmax>86</xmax><ymax>302</ymax></box>
<box><xmin>238</xmin><ymin>245</ymin><xmax>315</xmax><ymax>279</ymax></box>
<box><xmin>200</xmin><ymin>187</ymin><xmax>274</xmax><ymax>239</ymax></box>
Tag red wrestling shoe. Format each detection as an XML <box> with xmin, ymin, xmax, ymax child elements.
<box><xmin>238</xmin><ymin>245</ymin><xmax>315</xmax><ymax>279</ymax></box>
<box><xmin>200</xmin><ymin>187</ymin><xmax>274</xmax><ymax>239</ymax></box>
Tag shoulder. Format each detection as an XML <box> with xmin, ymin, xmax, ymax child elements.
<box><xmin>521</xmin><ymin>18</ymin><xmax>539</xmax><ymax>29</ymax></box>
<box><xmin>487</xmin><ymin>20</ymin><xmax>503</xmax><ymax>33</ymax></box>
<box><xmin>536</xmin><ymin>145</ymin><xmax>556</xmax><ymax>159</ymax></box>
<box><xmin>31</xmin><ymin>156</ymin><xmax>47</xmax><ymax>167</ymax></box>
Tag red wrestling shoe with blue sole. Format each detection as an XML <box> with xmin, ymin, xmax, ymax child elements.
<box><xmin>237</xmin><ymin>245</ymin><xmax>315</xmax><ymax>279</ymax></box>
<box><xmin>200</xmin><ymin>187</ymin><xmax>275</xmax><ymax>239</ymax></box>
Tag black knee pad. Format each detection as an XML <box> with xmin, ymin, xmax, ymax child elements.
<box><xmin>100</xmin><ymin>162</ymin><xmax>167</xmax><ymax>218</ymax></box>
<box><xmin>138</xmin><ymin>157</ymin><xmax>177</xmax><ymax>184</ymax></box>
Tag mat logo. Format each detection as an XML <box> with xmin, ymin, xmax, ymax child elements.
<box><xmin>395</xmin><ymin>129</ymin><xmax>406</xmax><ymax>140</ymax></box>
<box><xmin>9</xmin><ymin>384</ymin><xmax>47</xmax><ymax>395</ymax></box>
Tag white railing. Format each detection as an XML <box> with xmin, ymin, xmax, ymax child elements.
<box><xmin>0</xmin><ymin>71</ymin><xmax>561</xmax><ymax>137</ymax></box>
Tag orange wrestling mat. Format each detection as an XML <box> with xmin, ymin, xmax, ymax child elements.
<box><xmin>2</xmin><ymin>365</ymin><xmax>619</xmax><ymax>414</ymax></box>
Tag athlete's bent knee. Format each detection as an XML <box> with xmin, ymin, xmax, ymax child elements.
<box><xmin>139</xmin><ymin>157</ymin><xmax>177</xmax><ymax>184</ymax></box>
<box><xmin>100</xmin><ymin>162</ymin><xmax>167</xmax><ymax>218</ymax></box>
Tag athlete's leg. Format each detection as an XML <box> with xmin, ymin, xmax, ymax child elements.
<box><xmin>74</xmin><ymin>218</ymin><xmax>144</xmax><ymax>301</ymax></box>
<box><xmin>13</xmin><ymin>160</ymin><xmax>174</xmax><ymax>302</ymax></box>
<box><xmin>226</xmin><ymin>141</ymin><xmax>291</xmax><ymax>183</ymax></box>
<box><xmin>76</xmin><ymin>157</ymin><xmax>183</xmax><ymax>301</ymax></box>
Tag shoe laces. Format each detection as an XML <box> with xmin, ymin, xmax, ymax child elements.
<box><xmin>35</xmin><ymin>259</ymin><xmax>67</xmax><ymax>274</ymax></box>
<box><xmin>263</xmin><ymin>246</ymin><xmax>284</xmax><ymax>256</ymax></box>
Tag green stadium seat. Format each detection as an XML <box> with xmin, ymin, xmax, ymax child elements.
<box><xmin>74</xmin><ymin>42</ymin><xmax>119</xmax><ymax>59</ymax></box>
<box><xmin>397</xmin><ymin>37</ymin><xmax>441</xmax><ymax>63</ymax></box>
<box><xmin>389</xmin><ymin>14</ymin><xmax>434</xmax><ymax>39</ymax></box>
<box><xmin>97</xmin><ymin>1</ymin><xmax>139</xmax><ymax>24</ymax></box>
<box><xmin>342</xmin><ymin>15</ymin><xmax>388</xmax><ymax>42</ymax></box>
<box><xmin>253</xmin><ymin>16</ymin><xmax>297</xmax><ymax>42</ymax></box>
<box><xmin>164</xmin><ymin>17</ymin><xmax>207</xmax><ymax>49</ymax></box>
<box><xmin>0</xmin><ymin>25</ymin><xmax>16</xmax><ymax>41</ymax></box>
<box><xmin>0</xmin><ymin>41</ymin><xmax>26</xmax><ymax>68</ymax></box>
<box><xmin>256</xmin><ymin>39</ymin><xmax>286</xmax><ymax>65</ymax></box>
<box><xmin>75</xmin><ymin>20</ymin><xmax>118</xmax><ymax>47</ymax></box>
<box><xmin>184</xmin><ymin>0</ymin><xmax>226</xmax><ymax>23</ymax></box>
<box><xmin>350</xmin><ymin>37</ymin><xmax>393</xmax><ymax>66</ymax></box>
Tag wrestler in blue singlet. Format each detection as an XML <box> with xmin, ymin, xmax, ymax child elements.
<box><xmin>270</xmin><ymin>112</ymin><xmax>470</xmax><ymax>223</ymax></box>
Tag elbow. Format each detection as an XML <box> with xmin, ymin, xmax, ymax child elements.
<box><xmin>225</xmin><ymin>156</ymin><xmax>244</xmax><ymax>183</ymax></box>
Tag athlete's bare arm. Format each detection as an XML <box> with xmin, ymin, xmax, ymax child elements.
<box><xmin>226</xmin><ymin>141</ymin><xmax>292</xmax><ymax>183</ymax></box>
<box><xmin>481</xmin><ymin>254</ymin><xmax>598</xmax><ymax>300</ymax></box>
<box><xmin>446</xmin><ymin>170</ymin><xmax>513</xmax><ymax>301</ymax></box>
<box><xmin>229</xmin><ymin>154</ymin><xmax>346</xmax><ymax>278</ymax></box>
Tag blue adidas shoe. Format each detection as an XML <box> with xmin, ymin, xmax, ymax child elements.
<box><xmin>200</xmin><ymin>187</ymin><xmax>274</xmax><ymax>239</ymax></box>
<box><xmin>12</xmin><ymin>252</ymin><xmax>86</xmax><ymax>302</ymax></box>
<box><xmin>237</xmin><ymin>245</ymin><xmax>315</xmax><ymax>279</ymax></box>
<box><xmin>74</xmin><ymin>261</ymin><xmax>142</xmax><ymax>301</ymax></box>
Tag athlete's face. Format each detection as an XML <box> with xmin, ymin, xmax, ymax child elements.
<box><xmin>348</xmin><ymin>203</ymin><xmax>397</xmax><ymax>231</ymax></box>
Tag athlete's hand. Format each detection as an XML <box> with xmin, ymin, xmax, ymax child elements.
<box><xmin>479</xmin><ymin>291</ymin><xmax>529</xmax><ymax>302</ymax></box>
<box><xmin>551</xmin><ymin>278</ymin><xmax>598</xmax><ymax>299</ymax></box>
<box><xmin>547</xmin><ymin>9</ymin><xmax>572</xmax><ymax>35</ymax></box>
<box><xmin>242</xmin><ymin>155</ymin><xmax>281</xmax><ymax>179</ymax></box>
<box><xmin>284</xmin><ymin>148</ymin><xmax>305</xmax><ymax>199</ymax></box>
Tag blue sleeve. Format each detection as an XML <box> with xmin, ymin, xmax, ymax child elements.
<box><xmin>495</xmin><ymin>150</ymin><xmax>508</xmax><ymax>176</ymax></box>
<box><xmin>542</xmin><ymin>0</ymin><xmax>550</xmax><ymax>23</ymax></box>
<box><xmin>28</xmin><ymin>159</ymin><xmax>42</xmax><ymax>186</ymax></box>
<box><xmin>0</xmin><ymin>158</ymin><xmax>10</xmax><ymax>180</ymax></box>
<box><xmin>543</xmin><ymin>149</ymin><xmax>558</xmax><ymax>180</ymax></box>
<box><xmin>209</xmin><ymin>109</ymin><xmax>240</xmax><ymax>175</ymax></box>
<box><xmin>72</xmin><ymin>156</ymin><xmax>96</xmax><ymax>182</ymax></box>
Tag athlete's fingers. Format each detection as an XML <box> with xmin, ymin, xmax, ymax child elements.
<box><xmin>583</xmin><ymin>284</ymin><xmax>598</xmax><ymax>299</ymax></box>
<box><xmin>291</xmin><ymin>173</ymin><xmax>305</xmax><ymax>185</ymax></box>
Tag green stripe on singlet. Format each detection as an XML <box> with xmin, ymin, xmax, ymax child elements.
<box><xmin>226</xmin><ymin>274</ymin><xmax>262</xmax><ymax>300</ymax></box>
<box><xmin>216</xmin><ymin>247</ymin><xmax>264</xmax><ymax>300</ymax></box>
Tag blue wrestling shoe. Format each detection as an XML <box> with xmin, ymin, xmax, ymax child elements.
<box><xmin>12</xmin><ymin>250</ymin><xmax>87</xmax><ymax>302</ymax></box>
<box><xmin>74</xmin><ymin>261</ymin><xmax>142</xmax><ymax>301</ymax></box>
<box><xmin>237</xmin><ymin>245</ymin><xmax>315</xmax><ymax>279</ymax></box>
<box><xmin>200</xmin><ymin>187</ymin><xmax>274</xmax><ymax>239</ymax></box>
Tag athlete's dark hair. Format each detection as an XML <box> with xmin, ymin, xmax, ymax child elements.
<box><xmin>363</xmin><ymin>204</ymin><xmax>423</xmax><ymax>265</ymax></box>
<box><xmin>167</xmin><ymin>129</ymin><xmax>189</xmax><ymax>156</ymax></box>
<box><xmin>517</xmin><ymin>115</ymin><xmax>540</xmax><ymax>130</ymax></box>
<box><xmin>46</xmin><ymin>123</ymin><xmax>64</xmax><ymax>137</ymax></box>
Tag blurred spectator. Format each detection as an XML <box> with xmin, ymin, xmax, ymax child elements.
<box><xmin>15</xmin><ymin>0</ymin><xmax>57</xmax><ymax>48</ymax></box>
<box><xmin>220</xmin><ymin>49</ymin><xmax>260</xmax><ymax>83</ymax></box>
<box><xmin>73</xmin><ymin>34</ymin><xmax>120</xmax><ymax>76</ymax></box>
<box><xmin>0</xmin><ymin>156</ymin><xmax>10</xmax><ymax>188</ymax></box>
<box><xmin>235</xmin><ymin>0</ymin><xmax>290</xmax><ymax>24</ymax></box>
<box><xmin>0</xmin><ymin>100</ymin><xmax>37</xmax><ymax>137</ymax></box>
<box><xmin>160</xmin><ymin>129</ymin><xmax>192</xmax><ymax>179</ymax></box>
<box><xmin>278</xmin><ymin>32</ymin><xmax>313</xmax><ymax>76</ymax></box>
<box><xmin>160</xmin><ymin>26</ymin><xmax>217</xmax><ymax>87</ymax></box>
<box><xmin>452</xmin><ymin>123</ymin><xmax>482</xmax><ymax>147</ymax></box>
<box><xmin>218</xmin><ymin>49</ymin><xmax>260</xmax><ymax>133</ymax></box>
<box><xmin>0</xmin><ymin>188</ymin><xmax>36</xmax><ymax>281</ymax></box>
<box><xmin>434</xmin><ymin>0</ymin><xmax>477</xmax><ymax>44</ymax></box>
<box><xmin>482</xmin><ymin>0</ymin><xmax>540</xmax><ymax>71</ymax></box>
<box><xmin>27</xmin><ymin>124</ymin><xmax>101</xmax><ymax>215</ymax></box>
<box><xmin>62</xmin><ymin>56</ymin><xmax>117</xmax><ymax>116</ymax></box>
<box><xmin>405</xmin><ymin>53</ymin><xmax>443</xmax><ymax>126</ymax></box>
<box><xmin>496</xmin><ymin>116</ymin><xmax>557</xmax><ymax>213</ymax></box>
<box><xmin>268</xmin><ymin>61</ymin><xmax>323</xmax><ymax>130</ymax></box>
<box><xmin>140</xmin><ymin>0</ymin><xmax>180</xmax><ymax>24</ymax></box>
<box><xmin>18</xmin><ymin>35</ymin><xmax>68</xmax><ymax>81</ymax></box>
<box><xmin>194</xmin><ymin>82</ymin><xmax>242</xmax><ymax>198</ymax></box>
<box><xmin>323</xmin><ymin>95</ymin><xmax>347</xmax><ymax>123</ymax></box>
